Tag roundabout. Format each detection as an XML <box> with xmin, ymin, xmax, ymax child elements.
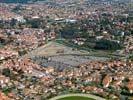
<box><xmin>49</xmin><ymin>94</ymin><xmax>105</xmax><ymax>100</ymax></box>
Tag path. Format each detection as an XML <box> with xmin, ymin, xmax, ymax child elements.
<box><xmin>49</xmin><ymin>93</ymin><xmax>106</xmax><ymax>100</ymax></box>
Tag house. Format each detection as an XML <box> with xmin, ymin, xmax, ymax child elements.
<box><xmin>0</xmin><ymin>92</ymin><xmax>10</xmax><ymax>100</ymax></box>
<box><xmin>125</xmin><ymin>81</ymin><xmax>133</xmax><ymax>93</ymax></box>
<box><xmin>112</xmin><ymin>80</ymin><xmax>122</xmax><ymax>90</ymax></box>
<box><xmin>96</xmin><ymin>36</ymin><xmax>104</xmax><ymax>40</ymax></box>
<box><xmin>45</xmin><ymin>66</ymin><xmax>54</xmax><ymax>74</ymax></box>
<box><xmin>127</xmin><ymin>76</ymin><xmax>133</xmax><ymax>81</ymax></box>
<box><xmin>73</xmin><ymin>38</ymin><xmax>86</xmax><ymax>45</ymax></box>
<box><xmin>0</xmin><ymin>75</ymin><xmax>10</xmax><ymax>84</ymax></box>
<box><xmin>0</xmin><ymin>75</ymin><xmax>10</xmax><ymax>88</ymax></box>
<box><xmin>102</xmin><ymin>74</ymin><xmax>112</xmax><ymax>88</ymax></box>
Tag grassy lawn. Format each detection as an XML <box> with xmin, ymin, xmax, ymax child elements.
<box><xmin>55</xmin><ymin>39</ymin><xmax>122</xmax><ymax>58</ymax></box>
<box><xmin>55</xmin><ymin>39</ymin><xmax>91</xmax><ymax>51</ymax></box>
<box><xmin>58</xmin><ymin>96</ymin><xmax>95</xmax><ymax>100</ymax></box>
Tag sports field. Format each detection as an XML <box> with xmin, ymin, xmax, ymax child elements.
<box><xmin>57</xmin><ymin>96</ymin><xmax>95</xmax><ymax>100</ymax></box>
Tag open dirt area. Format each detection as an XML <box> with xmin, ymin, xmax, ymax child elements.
<box><xmin>29</xmin><ymin>42</ymin><xmax>109</xmax><ymax>69</ymax></box>
<box><xmin>29</xmin><ymin>42</ymin><xmax>89</xmax><ymax>57</ymax></box>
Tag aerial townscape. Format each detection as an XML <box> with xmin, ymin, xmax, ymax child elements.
<box><xmin>0</xmin><ymin>0</ymin><xmax>133</xmax><ymax>100</ymax></box>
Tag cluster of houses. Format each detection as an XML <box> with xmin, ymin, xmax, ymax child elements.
<box><xmin>0</xmin><ymin>4</ymin><xmax>25</xmax><ymax>22</ymax></box>
<box><xmin>0</xmin><ymin>1</ymin><xmax>132</xmax><ymax>99</ymax></box>
<box><xmin>0</xmin><ymin>53</ymin><xmax>132</xmax><ymax>99</ymax></box>
<box><xmin>0</xmin><ymin>28</ymin><xmax>56</xmax><ymax>52</ymax></box>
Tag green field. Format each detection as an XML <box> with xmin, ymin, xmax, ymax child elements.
<box><xmin>57</xmin><ymin>96</ymin><xmax>95</xmax><ymax>100</ymax></box>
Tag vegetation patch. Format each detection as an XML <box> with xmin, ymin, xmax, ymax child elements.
<box><xmin>129</xmin><ymin>55</ymin><xmax>133</xmax><ymax>61</ymax></box>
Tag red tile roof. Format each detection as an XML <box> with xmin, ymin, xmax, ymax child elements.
<box><xmin>102</xmin><ymin>75</ymin><xmax>111</xmax><ymax>87</ymax></box>
<box><xmin>0</xmin><ymin>92</ymin><xmax>10</xmax><ymax>100</ymax></box>
<box><xmin>125</xmin><ymin>81</ymin><xmax>133</xmax><ymax>90</ymax></box>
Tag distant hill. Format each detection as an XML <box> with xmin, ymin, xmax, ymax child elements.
<box><xmin>0</xmin><ymin>0</ymin><xmax>130</xmax><ymax>3</ymax></box>
<box><xmin>0</xmin><ymin>0</ymin><xmax>31</xmax><ymax>3</ymax></box>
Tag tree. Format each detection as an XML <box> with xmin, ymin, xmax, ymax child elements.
<box><xmin>129</xmin><ymin>56</ymin><xmax>133</xmax><ymax>61</ymax></box>
<box><xmin>10</xmin><ymin>18</ymin><xmax>17</xmax><ymax>27</ymax></box>
<box><xmin>18</xmin><ymin>50</ymin><xmax>27</xmax><ymax>56</ymax></box>
<box><xmin>2</xmin><ymin>68</ymin><xmax>11</xmax><ymax>77</ymax></box>
<box><xmin>95</xmin><ymin>39</ymin><xmax>121</xmax><ymax>50</ymax></box>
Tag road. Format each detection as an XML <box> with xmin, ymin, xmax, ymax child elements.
<box><xmin>49</xmin><ymin>93</ymin><xmax>106</xmax><ymax>100</ymax></box>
